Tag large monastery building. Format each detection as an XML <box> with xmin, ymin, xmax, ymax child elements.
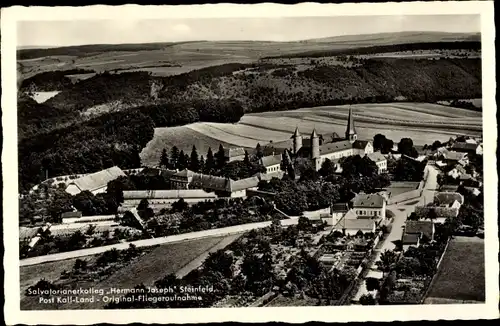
<box><xmin>289</xmin><ymin>107</ymin><xmax>374</xmax><ymax>171</ymax></box>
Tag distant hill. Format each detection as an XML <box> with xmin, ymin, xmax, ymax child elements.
<box><xmin>17</xmin><ymin>31</ymin><xmax>480</xmax><ymax>60</ymax></box>
<box><xmin>300</xmin><ymin>31</ymin><xmax>480</xmax><ymax>44</ymax></box>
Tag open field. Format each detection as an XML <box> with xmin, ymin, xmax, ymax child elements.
<box><xmin>140</xmin><ymin>102</ymin><xmax>482</xmax><ymax>166</ymax></box>
<box><xmin>20</xmin><ymin>235</ymin><xmax>240</xmax><ymax>310</ymax></box>
<box><xmin>139</xmin><ymin>125</ymin><xmax>242</xmax><ymax>166</ymax></box>
<box><xmin>424</xmin><ymin>236</ymin><xmax>485</xmax><ymax>303</ymax></box>
<box><xmin>18</xmin><ymin>31</ymin><xmax>479</xmax><ymax>79</ymax></box>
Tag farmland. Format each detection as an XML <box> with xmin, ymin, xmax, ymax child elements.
<box><xmin>424</xmin><ymin>236</ymin><xmax>485</xmax><ymax>304</ymax></box>
<box><xmin>20</xmin><ymin>234</ymin><xmax>241</xmax><ymax>310</ymax></box>
<box><xmin>140</xmin><ymin>102</ymin><xmax>482</xmax><ymax>166</ymax></box>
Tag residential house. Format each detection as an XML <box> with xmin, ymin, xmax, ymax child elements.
<box><xmin>367</xmin><ymin>152</ymin><xmax>388</xmax><ymax>174</ymax></box>
<box><xmin>259</xmin><ymin>154</ymin><xmax>282</xmax><ymax>174</ymax></box>
<box><xmin>351</xmin><ymin>193</ymin><xmax>386</xmax><ymax>220</ymax></box>
<box><xmin>224</xmin><ymin>147</ymin><xmax>247</xmax><ymax>162</ymax></box>
<box><xmin>65</xmin><ymin>166</ymin><xmax>126</xmax><ymax>195</ymax></box>
<box><xmin>451</xmin><ymin>142</ymin><xmax>483</xmax><ymax>156</ymax></box>
<box><xmin>440</xmin><ymin>150</ymin><xmax>469</xmax><ymax>166</ymax></box>
<box><xmin>121</xmin><ymin>189</ymin><xmax>218</xmax><ymax>211</ymax></box>
<box><xmin>447</xmin><ymin>165</ymin><xmax>467</xmax><ymax>179</ymax></box>
<box><xmin>402</xmin><ymin>220</ymin><xmax>435</xmax><ymax>251</ymax></box>
<box><xmin>333</xmin><ymin>218</ymin><xmax>377</xmax><ymax>236</ymax></box>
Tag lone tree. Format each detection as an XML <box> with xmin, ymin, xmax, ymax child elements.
<box><xmin>376</xmin><ymin>249</ymin><xmax>398</xmax><ymax>277</ymax></box>
<box><xmin>159</xmin><ymin>148</ymin><xmax>169</xmax><ymax>169</ymax></box>
<box><xmin>189</xmin><ymin>145</ymin><xmax>201</xmax><ymax>172</ymax></box>
<box><xmin>215</xmin><ymin>144</ymin><xmax>226</xmax><ymax>169</ymax></box>
<box><xmin>170</xmin><ymin>146</ymin><xmax>180</xmax><ymax>169</ymax></box>
<box><xmin>205</xmin><ymin>147</ymin><xmax>215</xmax><ymax>173</ymax></box>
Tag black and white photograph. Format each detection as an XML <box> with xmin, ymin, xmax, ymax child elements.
<box><xmin>2</xmin><ymin>2</ymin><xmax>498</xmax><ymax>324</ymax></box>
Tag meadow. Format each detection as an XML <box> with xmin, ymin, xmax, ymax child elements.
<box><xmin>424</xmin><ymin>236</ymin><xmax>485</xmax><ymax>303</ymax></box>
<box><xmin>17</xmin><ymin>31</ymin><xmax>480</xmax><ymax>79</ymax></box>
<box><xmin>140</xmin><ymin>102</ymin><xmax>482</xmax><ymax>166</ymax></box>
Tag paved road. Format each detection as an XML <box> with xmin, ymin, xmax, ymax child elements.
<box><xmin>352</xmin><ymin>164</ymin><xmax>439</xmax><ymax>302</ymax></box>
<box><xmin>20</xmin><ymin>219</ymin><xmax>298</xmax><ymax>267</ymax></box>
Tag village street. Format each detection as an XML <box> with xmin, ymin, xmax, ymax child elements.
<box><xmin>352</xmin><ymin>164</ymin><xmax>439</xmax><ymax>302</ymax></box>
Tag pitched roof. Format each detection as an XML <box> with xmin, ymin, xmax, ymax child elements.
<box><xmin>451</xmin><ymin>142</ymin><xmax>479</xmax><ymax>151</ymax></box>
<box><xmin>367</xmin><ymin>152</ymin><xmax>386</xmax><ymax>163</ymax></box>
<box><xmin>173</xmin><ymin>169</ymin><xmax>195</xmax><ymax>178</ymax></box>
<box><xmin>402</xmin><ymin>233</ymin><xmax>420</xmax><ymax>245</ymax></box>
<box><xmin>319</xmin><ymin>140</ymin><xmax>353</xmax><ymax>155</ymax></box>
<box><xmin>404</xmin><ymin>221</ymin><xmax>434</xmax><ymax>239</ymax></box>
<box><xmin>443</xmin><ymin>151</ymin><xmax>467</xmax><ymax>161</ymax></box>
<box><xmin>311</xmin><ymin>129</ymin><xmax>319</xmax><ymax>138</ymax></box>
<box><xmin>191</xmin><ymin>173</ymin><xmax>230</xmax><ymax>192</ymax></box>
<box><xmin>291</xmin><ymin>127</ymin><xmax>301</xmax><ymax>138</ymax></box>
<box><xmin>19</xmin><ymin>227</ymin><xmax>40</xmax><ymax>240</ymax></box>
<box><xmin>335</xmin><ymin>218</ymin><xmax>375</xmax><ymax>231</ymax></box>
<box><xmin>353</xmin><ymin>140</ymin><xmax>370</xmax><ymax>149</ymax></box>
<box><xmin>223</xmin><ymin>147</ymin><xmax>246</xmax><ymax>158</ymax></box>
<box><xmin>229</xmin><ymin>176</ymin><xmax>260</xmax><ymax>192</ymax></box>
<box><xmin>254</xmin><ymin>170</ymin><xmax>284</xmax><ymax>181</ymax></box>
<box><xmin>434</xmin><ymin>192</ymin><xmax>464</xmax><ymax>206</ymax></box>
<box><xmin>123</xmin><ymin>189</ymin><xmax>217</xmax><ymax>199</ymax></box>
<box><xmin>61</xmin><ymin>211</ymin><xmax>82</xmax><ymax>219</ymax></box>
<box><xmin>332</xmin><ymin>203</ymin><xmax>349</xmax><ymax>212</ymax></box>
<box><xmin>352</xmin><ymin>193</ymin><xmax>385</xmax><ymax>208</ymax></box>
<box><xmin>68</xmin><ymin>166</ymin><xmax>125</xmax><ymax>192</ymax></box>
<box><xmin>260</xmin><ymin>154</ymin><xmax>282</xmax><ymax>167</ymax></box>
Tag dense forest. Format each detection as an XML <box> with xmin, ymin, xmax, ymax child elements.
<box><xmin>20</xmin><ymin>69</ymin><xmax>94</xmax><ymax>92</ymax></box>
<box><xmin>18</xmin><ymin>55</ymin><xmax>481</xmax><ymax>191</ymax></box>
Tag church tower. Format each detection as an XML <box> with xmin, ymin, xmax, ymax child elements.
<box><xmin>345</xmin><ymin>107</ymin><xmax>357</xmax><ymax>143</ymax></box>
<box><xmin>311</xmin><ymin>128</ymin><xmax>321</xmax><ymax>170</ymax></box>
<box><xmin>291</xmin><ymin>126</ymin><xmax>303</xmax><ymax>155</ymax></box>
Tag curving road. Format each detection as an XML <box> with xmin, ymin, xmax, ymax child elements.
<box><xmin>352</xmin><ymin>164</ymin><xmax>439</xmax><ymax>302</ymax></box>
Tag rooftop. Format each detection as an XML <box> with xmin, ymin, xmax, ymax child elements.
<box><xmin>404</xmin><ymin>220</ymin><xmax>434</xmax><ymax>239</ymax></box>
<box><xmin>434</xmin><ymin>192</ymin><xmax>464</xmax><ymax>206</ymax></box>
<box><xmin>451</xmin><ymin>142</ymin><xmax>480</xmax><ymax>151</ymax></box>
<box><xmin>352</xmin><ymin>193</ymin><xmax>385</xmax><ymax>208</ymax></box>
<box><xmin>260</xmin><ymin>154</ymin><xmax>282</xmax><ymax>167</ymax></box>
<box><xmin>334</xmin><ymin>218</ymin><xmax>376</xmax><ymax>231</ymax></box>
<box><xmin>67</xmin><ymin>166</ymin><xmax>125</xmax><ymax>192</ymax></box>
<box><xmin>367</xmin><ymin>152</ymin><xmax>386</xmax><ymax>163</ymax></box>
<box><xmin>223</xmin><ymin>147</ymin><xmax>246</xmax><ymax>158</ymax></box>
<box><xmin>402</xmin><ymin>233</ymin><xmax>420</xmax><ymax>245</ymax></box>
<box><xmin>123</xmin><ymin>189</ymin><xmax>217</xmax><ymax>199</ymax></box>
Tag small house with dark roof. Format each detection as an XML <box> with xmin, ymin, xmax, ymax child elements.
<box><xmin>351</xmin><ymin>193</ymin><xmax>386</xmax><ymax>219</ymax></box>
<box><xmin>402</xmin><ymin>220</ymin><xmax>435</xmax><ymax>250</ymax></box>
<box><xmin>451</xmin><ymin>142</ymin><xmax>483</xmax><ymax>155</ymax></box>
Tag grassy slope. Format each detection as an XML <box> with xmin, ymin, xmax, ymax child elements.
<box><xmin>424</xmin><ymin>236</ymin><xmax>485</xmax><ymax>303</ymax></box>
<box><xmin>17</xmin><ymin>31</ymin><xmax>479</xmax><ymax>78</ymax></box>
<box><xmin>141</xmin><ymin>102</ymin><xmax>482</xmax><ymax>167</ymax></box>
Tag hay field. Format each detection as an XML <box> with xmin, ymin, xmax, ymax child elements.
<box><xmin>140</xmin><ymin>102</ymin><xmax>482</xmax><ymax>167</ymax></box>
<box><xmin>424</xmin><ymin>236</ymin><xmax>485</xmax><ymax>303</ymax></box>
<box><xmin>139</xmin><ymin>125</ymin><xmax>240</xmax><ymax>166</ymax></box>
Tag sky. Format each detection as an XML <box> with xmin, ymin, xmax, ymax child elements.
<box><xmin>17</xmin><ymin>15</ymin><xmax>480</xmax><ymax>48</ymax></box>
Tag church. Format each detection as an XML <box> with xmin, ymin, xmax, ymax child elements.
<box><xmin>289</xmin><ymin>107</ymin><xmax>374</xmax><ymax>171</ymax></box>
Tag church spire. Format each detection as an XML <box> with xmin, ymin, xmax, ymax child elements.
<box><xmin>346</xmin><ymin>107</ymin><xmax>357</xmax><ymax>143</ymax></box>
